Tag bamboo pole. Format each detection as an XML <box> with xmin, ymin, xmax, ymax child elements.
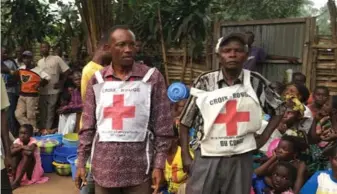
<box><xmin>180</xmin><ymin>41</ymin><xmax>188</xmax><ymax>82</ymax></box>
<box><xmin>157</xmin><ymin>5</ymin><xmax>169</xmax><ymax>84</ymax></box>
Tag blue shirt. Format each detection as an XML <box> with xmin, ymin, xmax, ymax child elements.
<box><xmin>300</xmin><ymin>169</ymin><xmax>337</xmax><ymax>194</ymax></box>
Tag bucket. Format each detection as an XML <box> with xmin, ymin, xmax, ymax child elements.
<box><xmin>67</xmin><ymin>154</ymin><xmax>77</xmax><ymax>180</ymax></box>
<box><xmin>53</xmin><ymin>145</ymin><xmax>77</xmax><ymax>164</ymax></box>
<box><xmin>63</xmin><ymin>133</ymin><xmax>79</xmax><ymax>147</ymax></box>
<box><xmin>41</xmin><ymin>153</ymin><xmax>54</xmax><ymax>173</ymax></box>
<box><xmin>167</xmin><ymin>82</ymin><xmax>189</xmax><ymax>102</ymax></box>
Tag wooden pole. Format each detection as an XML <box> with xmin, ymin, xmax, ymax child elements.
<box><xmin>180</xmin><ymin>41</ymin><xmax>188</xmax><ymax>82</ymax></box>
<box><xmin>157</xmin><ymin>5</ymin><xmax>169</xmax><ymax>84</ymax></box>
<box><xmin>327</xmin><ymin>0</ymin><xmax>337</xmax><ymax>71</ymax></box>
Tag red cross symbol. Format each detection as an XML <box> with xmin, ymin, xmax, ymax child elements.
<box><xmin>214</xmin><ymin>100</ymin><xmax>250</xmax><ymax>136</ymax></box>
<box><xmin>103</xmin><ymin>94</ymin><xmax>136</xmax><ymax>130</ymax></box>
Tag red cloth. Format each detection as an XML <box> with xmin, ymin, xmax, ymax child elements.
<box><xmin>78</xmin><ymin>63</ymin><xmax>173</xmax><ymax>187</ymax></box>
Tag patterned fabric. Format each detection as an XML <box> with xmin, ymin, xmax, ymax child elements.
<box><xmin>78</xmin><ymin>63</ymin><xmax>173</xmax><ymax>187</ymax></box>
<box><xmin>61</xmin><ymin>88</ymin><xmax>82</xmax><ymax>112</ymax></box>
<box><xmin>284</xmin><ymin>95</ymin><xmax>305</xmax><ymax>117</ymax></box>
<box><xmin>307</xmin><ymin>144</ymin><xmax>330</xmax><ymax>175</ymax></box>
<box><xmin>180</xmin><ymin>69</ymin><xmax>285</xmax><ymax>148</ymax></box>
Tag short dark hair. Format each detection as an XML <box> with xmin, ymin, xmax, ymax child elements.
<box><xmin>99</xmin><ymin>25</ymin><xmax>134</xmax><ymax>45</ymax></box>
<box><xmin>292</xmin><ymin>72</ymin><xmax>306</xmax><ymax>82</ymax></box>
<box><xmin>41</xmin><ymin>41</ymin><xmax>51</xmax><ymax>48</ymax></box>
<box><xmin>274</xmin><ymin>161</ymin><xmax>297</xmax><ymax>183</ymax></box>
<box><xmin>285</xmin><ymin>83</ymin><xmax>310</xmax><ymax>103</ymax></box>
<box><xmin>21</xmin><ymin>124</ymin><xmax>34</xmax><ymax>136</ymax></box>
<box><xmin>314</xmin><ymin>86</ymin><xmax>329</xmax><ymax>95</ymax></box>
<box><xmin>245</xmin><ymin>31</ymin><xmax>255</xmax><ymax>36</ymax></box>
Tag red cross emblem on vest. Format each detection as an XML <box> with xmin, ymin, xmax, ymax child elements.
<box><xmin>214</xmin><ymin>100</ymin><xmax>250</xmax><ymax>136</ymax></box>
<box><xmin>103</xmin><ymin>94</ymin><xmax>136</xmax><ymax>130</ymax></box>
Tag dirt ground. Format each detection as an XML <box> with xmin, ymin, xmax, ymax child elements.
<box><xmin>13</xmin><ymin>173</ymin><xmax>79</xmax><ymax>194</ymax></box>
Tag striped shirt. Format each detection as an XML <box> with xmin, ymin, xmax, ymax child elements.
<box><xmin>180</xmin><ymin>69</ymin><xmax>285</xmax><ymax>136</ymax></box>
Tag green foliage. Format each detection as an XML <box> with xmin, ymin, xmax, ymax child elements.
<box><xmin>1</xmin><ymin>0</ymin><xmax>57</xmax><ymax>50</ymax></box>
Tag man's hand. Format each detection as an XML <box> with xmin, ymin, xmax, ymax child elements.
<box><xmin>182</xmin><ymin>152</ymin><xmax>193</xmax><ymax>173</ymax></box>
<box><xmin>75</xmin><ymin>167</ymin><xmax>87</xmax><ymax>189</ymax></box>
<box><xmin>57</xmin><ymin>107</ymin><xmax>64</xmax><ymax>114</ymax></box>
<box><xmin>54</xmin><ymin>81</ymin><xmax>64</xmax><ymax>89</ymax></box>
<box><xmin>151</xmin><ymin>168</ymin><xmax>163</xmax><ymax>194</ymax></box>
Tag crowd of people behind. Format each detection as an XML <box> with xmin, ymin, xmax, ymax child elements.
<box><xmin>0</xmin><ymin>27</ymin><xmax>337</xmax><ymax>194</ymax></box>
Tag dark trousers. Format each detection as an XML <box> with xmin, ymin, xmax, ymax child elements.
<box><xmin>1</xmin><ymin>169</ymin><xmax>13</xmax><ymax>194</ymax></box>
<box><xmin>7</xmin><ymin>92</ymin><xmax>19</xmax><ymax>137</ymax></box>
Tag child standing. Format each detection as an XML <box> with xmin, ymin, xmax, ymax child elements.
<box><xmin>307</xmin><ymin>86</ymin><xmax>330</xmax><ymax>117</ymax></box>
<box><xmin>10</xmin><ymin>124</ymin><xmax>48</xmax><ymax>189</ymax></box>
<box><xmin>14</xmin><ymin>51</ymin><xmax>50</xmax><ymax>133</ymax></box>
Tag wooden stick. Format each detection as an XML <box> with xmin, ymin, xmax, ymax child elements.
<box><xmin>157</xmin><ymin>6</ymin><xmax>169</xmax><ymax>84</ymax></box>
<box><xmin>180</xmin><ymin>42</ymin><xmax>188</xmax><ymax>82</ymax></box>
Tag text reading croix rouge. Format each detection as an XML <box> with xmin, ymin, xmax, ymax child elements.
<box><xmin>103</xmin><ymin>94</ymin><xmax>136</xmax><ymax>130</ymax></box>
<box><xmin>214</xmin><ymin>100</ymin><xmax>250</xmax><ymax>136</ymax></box>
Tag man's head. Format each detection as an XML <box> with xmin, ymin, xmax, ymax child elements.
<box><xmin>15</xmin><ymin>46</ymin><xmax>24</xmax><ymax>59</ymax></box>
<box><xmin>1</xmin><ymin>47</ymin><xmax>9</xmax><ymax>60</ymax></box>
<box><xmin>135</xmin><ymin>40</ymin><xmax>142</xmax><ymax>54</ymax></box>
<box><xmin>292</xmin><ymin>72</ymin><xmax>306</xmax><ymax>85</ymax></box>
<box><xmin>40</xmin><ymin>42</ymin><xmax>50</xmax><ymax>56</ymax></box>
<box><xmin>245</xmin><ymin>31</ymin><xmax>255</xmax><ymax>47</ymax></box>
<box><xmin>217</xmin><ymin>33</ymin><xmax>248</xmax><ymax>71</ymax></box>
<box><xmin>101</xmin><ymin>25</ymin><xmax>136</xmax><ymax>68</ymax></box>
<box><xmin>313</xmin><ymin>86</ymin><xmax>330</xmax><ymax>107</ymax></box>
<box><xmin>22</xmin><ymin>51</ymin><xmax>33</xmax><ymax>67</ymax></box>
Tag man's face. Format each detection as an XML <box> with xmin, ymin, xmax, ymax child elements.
<box><xmin>1</xmin><ymin>48</ymin><xmax>8</xmax><ymax>60</ymax></box>
<box><xmin>314</xmin><ymin>89</ymin><xmax>329</xmax><ymax>106</ymax></box>
<box><xmin>293</xmin><ymin>75</ymin><xmax>306</xmax><ymax>85</ymax></box>
<box><xmin>22</xmin><ymin>56</ymin><xmax>33</xmax><ymax>66</ymax></box>
<box><xmin>110</xmin><ymin>29</ymin><xmax>136</xmax><ymax>67</ymax></box>
<box><xmin>218</xmin><ymin>40</ymin><xmax>247</xmax><ymax>71</ymax></box>
<box><xmin>40</xmin><ymin>43</ymin><xmax>50</xmax><ymax>56</ymax></box>
<box><xmin>15</xmin><ymin>47</ymin><xmax>24</xmax><ymax>59</ymax></box>
<box><xmin>246</xmin><ymin>33</ymin><xmax>255</xmax><ymax>46</ymax></box>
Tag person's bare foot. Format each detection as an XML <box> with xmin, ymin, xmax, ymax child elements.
<box><xmin>11</xmin><ymin>181</ymin><xmax>20</xmax><ymax>190</ymax></box>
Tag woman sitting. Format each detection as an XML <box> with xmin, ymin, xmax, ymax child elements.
<box><xmin>57</xmin><ymin>71</ymin><xmax>82</xmax><ymax>135</ymax></box>
<box><xmin>10</xmin><ymin>124</ymin><xmax>48</xmax><ymax>189</ymax></box>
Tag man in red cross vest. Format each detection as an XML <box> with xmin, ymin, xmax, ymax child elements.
<box><xmin>76</xmin><ymin>25</ymin><xmax>173</xmax><ymax>194</ymax></box>
<box><xmin>179</xmin><ymin>33</ymin><xmax>286</xmax><ymax>194</ymax></box>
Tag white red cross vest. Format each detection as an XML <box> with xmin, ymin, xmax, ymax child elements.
<box><xmin>90</xmin><ymin>67</ymin><xmax>156</xmax><ymax>174</ymax></box>
<box><xmin>190</xmin><ymin>70</ymin><xmax>262</xmax><ymax>156</ymax></box>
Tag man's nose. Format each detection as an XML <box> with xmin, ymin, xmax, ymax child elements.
<box><xmin>228</xmin><ymin>50</ymin><xmax>237</xmax><ymax>57</ymax></box>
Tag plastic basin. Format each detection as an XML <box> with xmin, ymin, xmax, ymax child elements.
<box><xmin>53</xmin><ymin>145</ymin><xmax>77</xmax><ymax>163</ymax></box>
<box><xmin>167</xmin><ymin>82</ymin><xmax>189</xmax><ymax>102</ymax></box>
<box><xmin>36</xmin><ymin>139</ymin><xmax>59</xmax><ymax>154</ymax></box>
<box><xmin>63</xmin><ymin>133</ymin><xmax>79</xmax><ymax>147</ymax></box>
<box><xmin>34</xmin><ymin>134</ymin><xmax>63</xmax><ymax>144</ymax></box>
<box><xmin>52</xmin><ymin>161</ymin><xmax>71</xmax><ymax>176</ymax></box>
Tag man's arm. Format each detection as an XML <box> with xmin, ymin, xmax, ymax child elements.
<box><xmin>77</xmin><ymin>76</ymin><xmax>97</xmax><ymax>168</ymax></box>
<box><xmin>150</xmin><ymin>69</ymin><xmax>174</xmax><ymax>170</ymax></box>
<box><xmin>1</xmin><ymin>77</ymin><xmax>12</xmax><ymax>168</ymax></box>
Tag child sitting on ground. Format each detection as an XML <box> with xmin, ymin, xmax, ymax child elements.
<box><xmin>254</xmin><ymin>162</ymin><xmax>297</xmax><ymax>194</ymax></box>
<box><xmin>300</xmin><ymin>142</ymin><xmax>337</xmax><ymax>194</ymax></box>
<box><xmin>254</xmin><ymin>136</ymin><xmax>307</xmax><ymax>194</ymax></box>
<box><xmin>10</xmin><ymin>124</ymin><xmax>48</xmax><ymax>189</ymax></box>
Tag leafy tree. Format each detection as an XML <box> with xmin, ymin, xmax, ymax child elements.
<box><xmin>1</xmin><ymin>0</ymin><xmax>57</xmax><ymax>50</ymax></box>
